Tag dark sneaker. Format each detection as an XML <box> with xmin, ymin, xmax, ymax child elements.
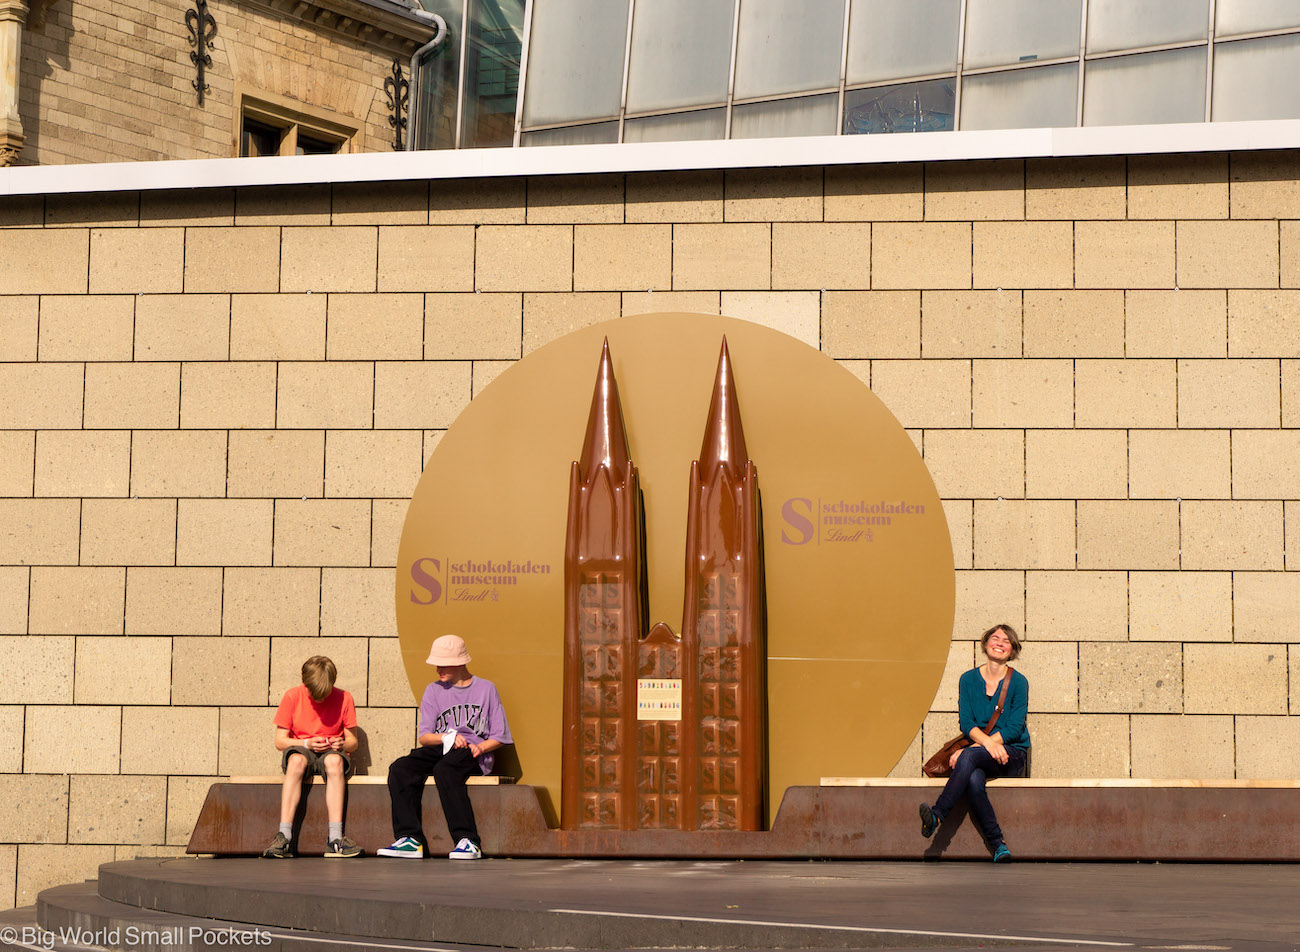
<box><xmin>262</xmin><ymin>832</ymin><xmax>293</xmax><ymax>859</ymax></box>
<box><xmin>919</xmin><ymin>803</ymin><xmax>939</xmax><ymax>839</ymax></box>
<box><xmin>993</xmin><ymin>843</ymin><xmax>1012</xmax><ymax>863</ymax></box>
<box><xmin>324</xmin><ymin>836</ymin><xmax>363</xmax><ymax>858</ymax></box>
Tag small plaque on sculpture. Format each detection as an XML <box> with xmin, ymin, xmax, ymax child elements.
<box><xmin>637</xmin><ymin>679</ymin><xmax>682</xmax><ymax>720</ymax></box>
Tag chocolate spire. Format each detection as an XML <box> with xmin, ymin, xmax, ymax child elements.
<box><xmin>697</xmin><ymin>337</ymin><xmax>748</xmax><ymax>474</ymax></box>
<box><xmin>578</xmin><ymin>338</ymin><xmax>631</xmax><ymax>484</ymax></box>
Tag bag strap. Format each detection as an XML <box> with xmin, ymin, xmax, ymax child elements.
<box><xmin>982</xmin><ymin>666</ymin><xmax>1013</xmax><ymax>735</ymax></box>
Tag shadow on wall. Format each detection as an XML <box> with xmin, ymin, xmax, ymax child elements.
<box><xmin>17</xmin><ymin>2</ymin><xmax>71</xmax><ymax>167</ymax></box>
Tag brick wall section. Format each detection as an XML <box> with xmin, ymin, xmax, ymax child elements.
<box><xmin>2</xmin><ymin>150</ymin><xmax>1300</xmax><ymax>902</ymax></box>
<box><xmin>17</xmin><ymin>0</ymin><xmax>413</xmax><ymax>166</ymax></box>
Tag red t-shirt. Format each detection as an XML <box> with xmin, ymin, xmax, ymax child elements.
<box><xmin>273</xmin><ymin>685</ymin><xmax>357</xmax><ymax>739</ymax></box>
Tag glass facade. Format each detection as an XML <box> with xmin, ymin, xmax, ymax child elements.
<box><xmin>412</xmin><ymin>0</ymin><xmax>1300</xmax><ymax>149</ymax></box>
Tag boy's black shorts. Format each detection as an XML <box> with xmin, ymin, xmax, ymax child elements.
<box><xmin>282</xmin><ymin>745</ymin><xmax>354</xmax><ymax>778</ymax></box>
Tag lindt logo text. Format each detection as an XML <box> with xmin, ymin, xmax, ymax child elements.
<box><xmin>780</xmin><ymin>497</ymin><xmax>926</xmax><ymax>545</ymax></box>
<box><xmin>410</xmin><ymin>557</ymin><xmax>552</xmax><ymax>605</ymax></box>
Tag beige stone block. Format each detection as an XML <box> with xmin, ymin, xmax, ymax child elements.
<box><xmin>0</xmin><ymin>843</ymin><xmax>12</xmax><ymax>908</ymax></box>
<box><xmin>870</xmin><ymin>360</ymin><xmax>970</xmax><ymax>428</ymax></box>
<box><xmin>236</xmin><ymin>185</ymin><xmax>331</xmax><ymax>226</ymax></box>
<box><xmin>0</xmin><ymin>194</ymin><xmax>44</xmax><ymax>227</ymax></box>
<box><xmin>34</xmin><ymin>430</ymin><xmax>130</xmax><ymax>497</ymax></box>
<box><xmin>351</xmin><ymin>706</ymin><xmax>416</xmax><ymax>776</ymax></box>
<box><xmin>126</xmin><ymin>568</ymin><xmax>222</xmax><ymax>636</ymax></box>
<box><xmin>30</xmin><ymin>567</ymin><xmax>123</xmax><ymax>635</ymax></box>
<box><xmin>227</xmin><ymin>430</ymin><xmax>323</xmax><ymax>499</ymax></box>
<box><xmin>1229</xmin><ymin>151</ymin><xmax>1300</xmax><ymax>219</ymax></box>
<box><xmin>724</xmin><ymin>168</ymin><xmax>821</xmax><ymax>223</ymax></box>
<box><xmin>528</xmin><ymin>174</ymin><xmax>624</xmax><ymax>224</ymax></box>
<box><xmin>1130</xmin><ymin>571</ymin><xmax>1231</xmax><ymax>643</ymax></box>
<box><xmin>68</xmin><ymin>775</ymin><xmax>166</xmax><ymax>845</ymax></box>
<box><xmin>426</xmin><ymin>293</ymin><xmax>522</xmax><ymax>359</ymax></box>
<box><xmin>180</xmin><ymin>362</ymin><xmax>277</xmax><ymax>429</ymax></box>
<box><xmin>1026</xmin><ymin>158</ymin><xmax>1126</xmax><ymax>220</ymax></box>
<box><xmin>1128</xmin><ymin>429</ymin><xmax>1227</xmax><ymax>499</ymax></box>
<box><xmin>89</xmin><ymin>228</ymin><xmax>183</xmax><ymax>294</ymax></box>
<box><xmin>476</xmin><ymin>225</ymin><xmax>573</xmax><ymax>292</ymax></box>
<box><xmin>1287</xmin><ymin>360</ymin><xmax>1300</xmax><ymax>428</ymax></box>
<box><xmin>1237</xmin><ymin>715</ymin><xmax>1300</xmax><ymax>778</ymax></box>
<box><xmin>922</xmin><ymin>290</ymin><xmax>1020</xmax><ymax>358</ymax></box>
<box><xmin>1282</xmin><ymin>220</ymin><xmax>1300</xmax><ymax>288</ymax></box>
<box><xmin>1077</xmin><ymin>500</ymin><xmax>1178</xmax><ymax>570</ymax></box>
<box><xmin>1186</xmin><ymin>643</ymin><xmax>1286</xmax><ymax>714</ymax></box>
<box><xmin>972</xmin><ymin>359</ymin><xmax>1074</xmax><ymax>428</ymax></box>
<box><xmin>973</xmin><ymin>222</ymin><xmax>1072</xmax><ymax>290</ymax></box>
<box><xmin>974</xmin><ymin>500</ymin><xmax>1074</xmax><ymax>570</ymax></box>
<box><xmin>887</xmin><ymin>724</ymin><xmax>923</xmax><ymax>778</ymax></box>
<box><xmin>0</xmin><ymin>294</ymin><xmax>38</xmax><ymax>361</ymax></box>
<box><xmin>83</xmin><ymin>362</ymin><xmax>180</xmax><ymax>429</ymax></box>
<box><xmin>822</xmin><ymin>291</ymin><xmax>918</xmax><ymax>359</ymax></box>
<box><xmin>0</xmin><ymin>500</ymin><xmax>80</xmax><ymax>565</ymax></box>
<box><xmin>176</xmin><ymin>499</ymin><xmax>273</xmax><ymax>567</ymax></box>
<box><xmin>326</xmin><ymin>294</ymin><xmax>422</xmax><ymax>360</ymax></box>
<box><xmin>1075</xmin><ymin>359</ymin><xmax>1176</xmax><ymax>428</ymax></box>
<box><xmin>1128</xmin><ymin>155</ymin><xmax>1229</xmax><ymax>220</ymax></box>
<box><xmin>25</xmin><ymin>704</ymin><xmax>120</xmax><ymax>772</ymax></box>
<box><xmin>172</xmin><ymin>636</ymin><xmax>269</xmax><ymax>706</ymax></box>
<box><xmin>184</xmin><ymin>227</ymin><xmax>280</xmax><ymax>293</ymax></box>
<box><xmin>1234</xmin><ymin>431</ymin><xmax>1300</xmax><ymax>499</ymax></box>
<box><xmin>673</xmin><ymin>224</ymin><xmax>772</xmax><ymax>291</ymax></box>
<box><xmin>1081</xmin><ymin>643</ymin><xmax>1181</xmax><ymax>713</ymax></box>
<box><xmin>1178</xmin><ymin>220</ymin><xmax>1279</xmax><ymax>289</ymax></box>
<box><xmin>872</xmin><ymin>223</ymin><xmax>970</xmax><ymax>290</ymax></box>
<box><xmin>47</xmin><ymin>194</ymin><xmax>137</xmax><ymax>227</ymax></box>
<box><xmin>134</xmin><ymin>294</ymin><xmax>229</xmax><ymax>360</ymax></box>
<box><xmin>942</xmin><ymin>499</ymin><xmax>973</xmax><ymax>569</ymax></box>
<box><xmin>275</xmin><ymin>500</ymin><xmax>371</xmax><ymax>567</ymax></box>
<box><xmin>0</xmin><ymin>567</ymin><xmax>28</xmax><ymax>635</ymax></box>
<box><xmin>622</xmin><ymin>291</ymin><xmax>720</xmax><ymax>317</ymax></box>
<box><xmin>921</xmin><ymin>710</ymin><xmax>962</xmax><ymax>762</ymax></box>
<box><xmin>1229</xmin><ymin>290</ymin><xmax>1300</xmax><ymax>358</ymax></box>
<box><xmin>1014</xmin><ymin>640</ymin><xmax>1078</xmax><ymax>713</ymax></box>
<box><xmin>368</xmin><ymin>636</ymin><xmax>416</xmax><ymax>707</ymax></box>
<box><xmin>167</xmin><ymin>776</ymin><xmax>223</xmax><ymax>845</ymax></box>
<box><xmin>626</xmin><ymin>171</ymin><xmax>723</xmax><ymax>223</ymax></box>
<box><xmin>924</xmin><ymin>160</ymin><xmax>1024</xmax><ymax>221</ymax></box>
<box><xmin>75</xmin><ymin>636</ymin><xmax>171</xmax><ymax>703</ymax></box>
<box><xmin>825</xmin><ymin>164</ymin><xmax>922</xmax><ymax>222</ymax></box>
<box><xmin>1026</xmin><ymin>430</ymin><xmax>1127</xmax><ymax>499</ymax></box>
<box><xmin>277</xmin><ymin>361</ymin><xmax>373</xmax><ymax>429</ymax></box>
<box><xmin>0</xmin><ymin>229</ymin><xmax>88</xmax><ymax>294</ymax></box>
<box><xmin>270</xmin><ymin>636</ymin><xmax>369</xmax><ymax>706</ymax></box>
<box><xmin>1294</xmin><ymin>646</ymin><xmax>1300</xmax><ymax>714</ymax></box>
<box><xmin>924</xmin><ymin>430</ymin><xmax>1023</xmax><ymax>499</ymax></box>
<box><xmin>1180</xmin><ymin>359</ymin><xmax>1280</xmax><ymax>427</ymax></box>
<box><xmin>1027</xmin><ymin>713</ymin><xmax>1131</xmax><ymax>778</ymax></box>
<box><xmin>574</xmin><ymin>224</ymin><xmax>672</xmax><ymax>292</ymax></box>
<box><xmin>1235</xmin><ymin>572</ymin><xmax>1300</xmax><ymax>642</ymax></box>
<box><xmin>321</xmin><ymin>568</ymin><xmax>397</xmax><ymax>639</ymax></box>
<box><xmin>1289</xmin><ymin>501</ymin><xmax>1300</xmax><ymax>572</ymax></box>
<box><xmin>429</xmin><ymin>178</ymin><xmax>526</xmax><ymax>224</ymax></box>
<box><xmin>1127</xmin><ymin>290</ymin><xmax>1226</xmax><ymax>358</ymax></box>
<box><xmin>223</xmin><ymin>567</ymin><xmax>319</xmax><ymax>637</ymax></box>
<box><xmin>140</xmin><ymin>189</ymin><xmax>234</xmax><ymax>227</ymax></box>
<box><xmin>230</xmin><ymin>293</ymin><xmax>326</xmax><ymax>360</ymax></box>
<box><xmin>375</xmin><ymin>361</ymin><xmax>473</xmax><ymax>429</ymax></box>
<box><xmin>1075</xmin><ymin>221</ymin><xmax>1175</xmax><ymax>289</ymax></box>
<box><xmin>131</xmin><ymin>430</ymin><xmax>226</xmax><ymax>497</ymax></box>
<box><xmin>838</xmin><ymin>360</ymin><xmax>870</xmax><ymax>387</ymax></box>
<box><xmin>282</xmin><ymin>227</ymin><xmax>378</xmax><ymax>293</ymax></box>
<box><xmin>378</xmin><ymin>225</ymin><xmax>475</xmax><ymax>292</ymax></box>
<box><xmin>372</xmin><ymin>500</ymin><xmax>406</xmax><ymax>568</ymax></box>
<box><xmin>931</xmin><ymin>640</ymin><xmax>977</xmax><ymax>712</ymax></box>
<box><xmin>1183</xmin><ymin>501</ymin><xmax>1283</xmax><ymax>570</ymax></box>
<box><xmin>325</xmin><ymin>431</ymin><xmax>422</xmax><ymax>499</ymax></box>
<box><xmin>216</xmin><ymin>706</ymin><xmax>282</xmax><ymax>776</ymax></box>
<box><xmin>114</xmin><ymin>845</ymin><xmax>191</xmax><ymax>861</ymax></box>
<box><xmin>720</xmin><ymin>291</ymin><xmax>820</xmax><ymax>348</ymax></box>
<box><xmin>15</xmin><ymin>845</ymin><xmax>116</xmax><ymax>906</ymax></box>
<box><xmin>0</xmin><ymin>364</ymin><xmax>83</xmax><ymax>429</ymax></box>
<box><xmin>0</xmin><ymin>775</ymin><xmax>67</xmax><ymax>843</ymax></box>
<box><xmin>1024</xmin><ymin>291</ymin><xmax>1124</xmax><ymax>358</ymax></box>
<box><xmin>1131</xmin><ymin>715</ymin><xmax>1235</xmax><ymax>779</ymax></box>
<box><xmin>80</xmin><ymin>499</ymin><xmax>175</xmax><ymax>567</ymax></box>
<box><xmin>38</xmin><ymin>295</ymin><xmax>133</xmax><ymax>361</ymax></box>
<box><xmin>952</xmin><ymin>570</ymin><xmax>1024</xmax><ymax>641</ymax></box>
<box><xmin>1026</xmin><ymin>571</ymin><xmax>1127</xmax><ymax>642</ymax></box>
<box><xmin>0</xmin><ymin>637</ymin><xmax>72</xmax><ymax>703</ymax></box>
<box><xmin>121</xmin><ymin>706</ymin><xmax>218</xmax><ymax>774</ymax></box>
<box><xmin>518</xmin><ymin>292</ymin><xmax>620</xmax><ymax>354</ymax></box>
<box><xmin>771</xmin><ymin>223</ymin><xmax>871</xmax><ymax>291</ymax></box>
<box><xmin>333</xmin><ymin>182</ymin><xmax>428</xmax><ymax>226</ymax></box>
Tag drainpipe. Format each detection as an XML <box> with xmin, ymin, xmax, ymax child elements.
<box><xmin>0</xmin><ymin>0</ymin><xmax>28</xmax><ymax>166</ymax></box>
<box><xmin>406</xmin><ymin>10</ymin><xmax>448</xmax><ymax>151</ymax></box>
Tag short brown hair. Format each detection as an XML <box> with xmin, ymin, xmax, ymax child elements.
<box><xmin>980</xmin><ymin>624</ymin><xmax>1022</xmax><ymax>661</ymax></box>
<box><xmin>301</xmin><ymin>656</ymin><xmax>337</xmax><ymax>701</ymax></box>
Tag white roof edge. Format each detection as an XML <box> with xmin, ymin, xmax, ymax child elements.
<box><xmin>2</xmin><ymin>118</ymin><xmax>1299</xmax><ymax>198</ymax></box>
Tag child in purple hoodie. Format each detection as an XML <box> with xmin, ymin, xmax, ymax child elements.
<box><xmin>378</xmin><ymin>634</ymin><xmax>513</xmax><ymax>860</ymax></box>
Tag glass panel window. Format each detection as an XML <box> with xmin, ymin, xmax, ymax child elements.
<box><xmin>623</xmin><ymin>109</ymin><xmax>727</xmax><ymax>142</ymax></box>
<box><xmin>964</xmin><ymin>0</ymin><xmax>1082</xmax><ymax>69</ymax></box>
<box><xmin>846</xmin><ymin>0</ymin><xmax>960</xmax><ymax>84</ymax></box>
<box><xmin>1086</xmin><ymin>0</ymin><xmax>1209</xmax><ymax>54</ymax></box>
<box><xmin>413</xmin><ymin>0</ymin><xmax>465</xmax><ymax>149</ymax></box>
<box><xmin>521</xmin><ymin>122</ymin><xmax>620</xmax><ymax>146</ymax></box>
<box><xmin>1084</xmin><ymin>47</ymin><xmax>1206</xmax><ymax>126</ymax></box>
<box><xmin>843</xmin><ymin>78</ymin><xmax>955</xmax><ymax>134</ymax></box>
<box><xmin>461</xmin><ymin>0</ymin><xmax>525</xmax><ymax>149</ymax></box>
<box><xmin>1213</xmin><ymin>33</ymin><xmax>1300</xmax><ymax>121</ymax></box>
<box><xmin>730</xmin><ymin>93</ymin><xmax>839</xmax><ymax>138</ymax></box>
<box><xmin>960</xmin><ymin>62</ymin><xmax>1078</xmax><ymax>129</ymax></box>
<box><xmin>626</xmin><ymin>0</ymin><xmax>734</xmax><ymax>113</ymax></box>
<box><xmin>733</xmin><ymin>0</ymin><xmax>846</xmax><ymax>100</ymax></box>
<box><xmin>1216</xmin><ymin>0</ymin><xmax>1300</xmax><ymax>36</ymax></box>
<box><xmin>522</xmin><ymin>0</ymin><xmax>630</xmax><ymax>127</ymax></box>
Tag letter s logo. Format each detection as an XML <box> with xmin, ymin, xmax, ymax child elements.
<box><xmin>409</xmin><ymin>558</ymin><xmax>442</xmax><ymax>604</ymax></box>
<box><xmin>781</xmin><ymin>498</ymin><xmax>814</xmax><ymax>545</ymax></box>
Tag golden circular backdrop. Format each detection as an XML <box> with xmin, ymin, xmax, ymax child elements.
<box><xmin>396</xmin><ymin>313</ymin><xmax>954</xmax><ymax>825</ymax></box>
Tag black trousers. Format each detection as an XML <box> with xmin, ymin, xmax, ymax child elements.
<box><xmin>387</xmin><ymin>746</ymin><xmax>481</xmax><ymax>847</ymax></box>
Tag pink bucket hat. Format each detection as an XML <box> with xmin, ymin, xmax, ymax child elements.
<box><xmin>425</xmin><ymin>634</ymin><xmax>472</xmax><ymax>666</ymax></box>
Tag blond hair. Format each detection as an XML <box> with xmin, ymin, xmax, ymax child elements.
<box><xmin>301</xmin><ymin>656</ymin><xmax>337</xmax><ymax>701</ymax></box>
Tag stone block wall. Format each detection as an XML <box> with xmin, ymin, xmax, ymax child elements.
<box><xmin>1</xmin><ymin>151</ymin><xmax>1300</xmax><ymax>904</ymax></box>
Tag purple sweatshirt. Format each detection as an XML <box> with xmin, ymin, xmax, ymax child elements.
<box><xmin>417</xmin><ymin>676</ymin><xmax>513</xmax><ymax>775</ymax></box>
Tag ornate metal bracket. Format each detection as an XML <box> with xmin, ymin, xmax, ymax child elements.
<box><xmin>384</xmin><ymin>59</ymin><xmax>409</xmax><ymax>151</ymax></box>
<box><xmin>185</xmin><ymin>0</ymin><xmax>216</xmax><ymax>106</ymax></box>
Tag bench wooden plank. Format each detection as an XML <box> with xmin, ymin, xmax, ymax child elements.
<box><xmin>226</xmin><ymin>775</ymin><xmax>513</xmax><ymax>785</ymax></box>
<box><xmin>821</xmin><ymin>777</ymin><xmax>1300</xmax><ymax>788</ymax></box>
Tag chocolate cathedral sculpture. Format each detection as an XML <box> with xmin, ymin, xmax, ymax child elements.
<box><xmin>561</xmin><ymin>338</ymin><xmax>767</xmax><ymax>832</ymax></box>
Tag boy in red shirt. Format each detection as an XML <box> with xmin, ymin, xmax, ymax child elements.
<box><xmin>262</xmin><ymin>655</ymin><xmax>361</xmax><ymax>858</ymax></box>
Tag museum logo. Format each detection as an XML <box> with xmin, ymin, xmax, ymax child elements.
<box><xmin>780</xmin><ymin>496</ymin><xmax>927</xmax><ymax>545</ymax></box>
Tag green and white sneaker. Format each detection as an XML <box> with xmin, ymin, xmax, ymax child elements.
<box><xmin>377</xmin><ymin>836</ymin><xmax>424</xmax><ymax>858</ymax></box>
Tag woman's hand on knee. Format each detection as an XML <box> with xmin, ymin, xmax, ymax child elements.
<box><xmin>983</xmin><ymin>740</ymin><xmax>1009</xmax><ymax>765</ymax></box>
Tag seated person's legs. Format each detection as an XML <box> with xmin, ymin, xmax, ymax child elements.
<box><xmin>380</xmin><ymin>747</ymin><xmax>442</xmax><ymax>857</ymax></box>
<box><xmin>932</xmin><ymin>745</ymin><xmax>996</xmax><ymax>820</ymax></box>
<box><xmin>264</xmin><ymin>748</ymin><xmax>311</xmax><ymax>858</ymax></box>
<box><xmin>431</xmin><ymin>747</ymin><xmax>482</xmax><ymax>858</ymax></box>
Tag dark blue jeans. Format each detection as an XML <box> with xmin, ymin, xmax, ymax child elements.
<box><xmin>932</xmin><ymin>744</ymin><xmax>1025</xmax><ymax>848</ymax></box>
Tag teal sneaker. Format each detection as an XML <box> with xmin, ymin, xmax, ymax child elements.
<box><xmin>993</xmin><ymin>843</ymin><xmax>1012</xmax><ymax>863</ymax></box>
<box><xmin>919</xmin><ymin>803</ymin><xmax>939</xmax><ymax>839</ymax></box>
<box><xmin>377</xmin><ymin>836</ymin><xmax>424</xmax><ymax>858</ymax></box>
